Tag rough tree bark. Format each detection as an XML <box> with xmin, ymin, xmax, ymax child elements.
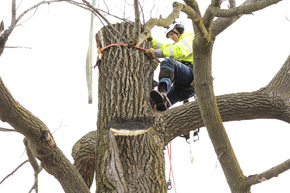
<box><xmin>94</xmin><ymin>22</ymin><xmax>166</xmax><ymax>192</ymax></box>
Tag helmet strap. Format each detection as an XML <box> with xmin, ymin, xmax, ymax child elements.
<box><xmin>172</xmin><ymin>30</ymin><xmax>180</xmax><ymax>36</ymax></box>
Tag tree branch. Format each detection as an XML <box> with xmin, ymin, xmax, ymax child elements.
<box><xmin>229</xmin><ymin>0</ymin><xmax>237</xmax><ymax>8</ymax></box>
<box><xmin>0</xmin><ymin>160</ymin><xmax>29</xmax><ymax>185</ymax></box>
<box><xmin>160</xmin><ymin>53</ymin><xmax>290</xmax><ymax>144</ymax></box>
<box><xmin>0</xmin><ymin>21</ymin><xmax>7</xmax><ymax>56</ymax></box>
<box><xmin>211</xmin><ymin>0</ymin><xmax>281</xmax><ymax>37</ymax></box>
<box><xmin>161</xmin><ymin>90</ymin><xmax>290</xmax><ymax>145</ymax></box>
<box><xmin>24</xmin><ymin>138</ymin><xmax>42</xmax><ymax>193</ymax></box>
<box><xmin>246</xmin><ymin>159</ymin><xmax>290</xmax><ymax>186</ymax></box>
<box><xmin>262</xmin><ymin>55</ymin><xmax>290</xmax><ymax>98</ymax></box>
<box><xmin>209</xmin><ymin>0</ymin><xmax>281</xmax><ymax>17</ymax></box>
<box><xmin>0</xmin><ymin>77</ymin><xmax>90</xmax><ymax>193</ymax></box>
<box><xmin>11</xmin><ymin>0</ymin><xmax>16</xmax><ymax>27</ymax></box>
<box><xmin>202</xmin><ymin>4</ymin><xmax>215</xmax><ymax>31</ymax></box>
<box><xmin>181</xmin><ymin>1</ymin><xmax>210</xmax><ymax>44</ymax></box>
<box><xmin>82</xmin><ymin>0</ymin><xmax>127</xmax><ymax>43</ymax></box>
<box><xmin>132</xmin><ymin>18</ymin><xmax>157</xmax><ymax>46</ymax></box>
<box><xmin>132</xmin><ymin>2</ymin><xmax>185</xmax><ymax>46</ymax></box>
<box><xmin>68</xmin><ymin>0</ymin><xmax>132</xmax><ymax>22</ymax></box>
<box><xmin>133</xmin><ymin>0</ymin><xmax>141</xmax><ymax>44</ymax></box>
<box><xmin>14</xmin><ymin>0</ymin><xmax>66</xmax><ymax>30</ymax></box>
<box><xmin>134</xmin><ymin>2</ymin><xmax>208</xmax><ymax>46</ymax></box>
<box><xmin>24</xmin><ymin>138</ymin><xmax>41</xmax><ymax>173</ymax></box>
<box><xmin>0</xmin><ymin>127</ymin><xmax>17</xmax><ymax>132</ymax></box>
<box><xmin>5</xmin><ymin>46</ymin><xmax>31</xmax><ymax>49</ymax></box>
<box><xmin>183</xmin><ymin>0</ymin><xmax>201</xmax><ymax>16</ymax></box>
<box><xmin>0</xmin><ymin>1</ymin><xmax>67</xmax><ymax>57</ymax></box>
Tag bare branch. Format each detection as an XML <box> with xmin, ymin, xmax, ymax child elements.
<box><xmin>209</xmin><ymin>0</ymin><xmax>282</xmax><ymax>17</ymax></box>
<box><xmin>183</xmin><ymin>0</ymin><xmax>201</xmax><ymax>16</ymax></box>
<box><xmin>28</xmin><ymin>165</ymin><xmax>43</xmax><ymax>193</ymax></box>
<box><xmin>66</xmin><ymin>0</ymin><xmax>91</xmax><ymax>10</ymax></box>
<box><xmin>24</xmin><ymin>139</ymin><xmax>41</xmax><ymax>172</ymax></box>
<box><xmin>202</xmin><ymin>0</ymin><xmax>221</xmax><ymax>31</ymax></box>
<box><xmin>150</xmin><ymin>1</ymin><xmax>156</xmax><ymax>18</ymax></box>
<box><xmin>5</xmin><ymin>46</ymin><xmax>31</xmax><ymax>49</ymax></box>
<box><xmin>102</xmin><ymin>0</ymin><xmax>110</xmax><ymax>13</ymax></box>
<box><xmin>180</xmin><ymin>2</ymin><xmax>210</xmax><ymax>44</ymax></box>
<box><xmin>82</xmin><ymin>0</ymin><xmax>127</xmax><ymax>43</ymax></box>
<box><xmin>68</xmin><ymin>1</ymin><xmax>131</xmax><ymax>22</ymax></box>
<box><xmin>229</xmin><ymin>0</ymin><xmax>236</xmax><ymax>8</ymax></box>
<box><xmin>0</xmin><ymin>21</ymin><xmax>3</xmax><ymax>32</ymax></box>
<box><xmin>11</xmin><ymin>0</ymin><xmax>16</xmax><ymax>27</ymax></box>
<box><xmin>52</xmin><ymin>119</ymin><xmax>68</xmax><ymax>134</ymax></box>
<box><xmin>24</xmin><ymin>138</ymin><xmax>42</xmax><ymax>193</ymax></box>
<box><xmin>139</xmin><ymin>2</ymin><xmax>146</xmax><ymax>26</ymax></box>
<box><xmin>211</xmin><ymin>0</ymin><xmax>254</xmax><ymax>37</ymax></box>
<box><xmin>16</xmin><ymin>0</ymin><xmax>24</xmax><ymax>10</ymax></box>
<box><xmin>134</xmin><ymin>2</ymin><xmax>197</xmax><ymax>46</ymax></box>
<box><xmin>0</xmin><ymin>21</ymin><xmax>6</xmax><ymax>56</ymax></box>
<box><xmin>0</xmin><ymin>77</ymin><xmax>90</xmax><ymax>193</ymax></box>
<box><xmin>123</xmin><ymin>0</ymin><xmax>126</xmax><ymax>18</ymax></box>
<box><xmin>246</xmin><ymin>159</ymin><xmax>290</xmax><ymax>186</ymax></box>
<box><xmin>0</xmin><ymin>126</ymin><xmax>17</xmax><ymax>132</ymax></box>
<box><xmin>133</xmin><ymin>0</ymin><xmax>141</xmax><ymax>45</ymax></box>
<box><xmin>0</xmin><ymin>160</ymin><xmax>29</xmax><ymax>185</ymax></box>
<box><xmin>14</xmin><ymin>1</ymin><xmax>66</xmax><ymax>27</ymax></box>
<box><xmin>0</xmin><ymin>0</ymin><xmax>67</xmax><ymax>55</ymax></box>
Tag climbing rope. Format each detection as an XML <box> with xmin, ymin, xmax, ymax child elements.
<box><xmin>101</xmin><ymin>43</ymin><xmax>147</xmax><ymax>52</ymax></box>
<box><xmin>167</xmin><ymin>142</ymin><xmax>177</xmax><ymax>193</ymax></box>
<box><xmin>95</xmin><ymin>43</ymin><xmax>160</xmax><ymax>69</ymax></box>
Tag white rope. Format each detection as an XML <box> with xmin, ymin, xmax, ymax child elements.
<box><xmin>86</xmin><ymin>0</ymin><xmax>96</xmax><ymax>104</ymax></box>
<box><xmin>189</xmin><ymin>130</ymin><xmax>194</xmax><ymax>163</ymax></box>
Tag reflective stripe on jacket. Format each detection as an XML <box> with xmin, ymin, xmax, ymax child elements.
<box><xmin>152</xmin><ymin>32</ymin><xmax>194</xmax><ymax>63</ymax></box>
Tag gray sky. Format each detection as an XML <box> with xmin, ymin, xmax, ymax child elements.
<box><xmin>0</xmin><ymin>0</ymin><xmax>290</xmax><ymax>193</ymax></box>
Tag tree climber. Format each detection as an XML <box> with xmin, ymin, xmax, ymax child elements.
<box><xmin>146</xmin><ymin>21</ymin><xmax>195</xmax><ymax>111</ymax></box>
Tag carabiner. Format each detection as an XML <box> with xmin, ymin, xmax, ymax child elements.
<box><xmin>167</xmin><ymin>180</ymin><xmax>172</xmax><ymax>190</ymax></box>
<box><xmin>193</xmin><ymin>128</ymin><xmax>200</xmax><ymax>142</ymax></box>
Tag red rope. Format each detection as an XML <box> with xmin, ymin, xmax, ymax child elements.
<box><xmin>101</xmin><ymin>43</ymin><xmax>147</xmax><ymax>52</ymax></box>
<box><xmin>99</xmin><ymin>43</ymin><xmax>160</xmax><ymax>63</ymax></box>
<box><xmin>167</xmin><ymin>142</ymin><xmax>177</xmax><ymax>193</ymax></box>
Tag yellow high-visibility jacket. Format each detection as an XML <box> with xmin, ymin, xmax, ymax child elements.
<box><xmin>152</xmin><ymin>32</ymin><xmax>194</xmax><ymax>64</ymax></box>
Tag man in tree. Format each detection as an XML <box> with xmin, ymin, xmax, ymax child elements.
<box><xmin>146</xmin><ymin>21</ymin><xmax>195</xmax><ymax>111</ymax></box>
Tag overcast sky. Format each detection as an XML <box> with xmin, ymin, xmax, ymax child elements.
<box><xmin>0</xmin><ymin>0</ymin><xmax>290</xmax><ymax>193</ymax></box>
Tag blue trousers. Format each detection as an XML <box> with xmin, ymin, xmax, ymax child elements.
<box><xmin>159</xmin><ymin>58</ymin><xmax>195</xmax><ymax>106</ymax></box>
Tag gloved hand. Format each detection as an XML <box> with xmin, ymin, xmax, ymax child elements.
<box><xmin>145</xmin><ymin>48</ymin><xmax>156</xmax><ymax>59</ymax></box>
<box><xmin>145</xmin><ymin>48</ymin><xmax>163</xmax><ymax>59</ymax></box>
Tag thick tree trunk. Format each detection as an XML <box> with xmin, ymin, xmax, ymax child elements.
<box><xmin>95</xmin><ymin>22</ymin><xmax>166</xmax><ymax>192</ymax></box>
